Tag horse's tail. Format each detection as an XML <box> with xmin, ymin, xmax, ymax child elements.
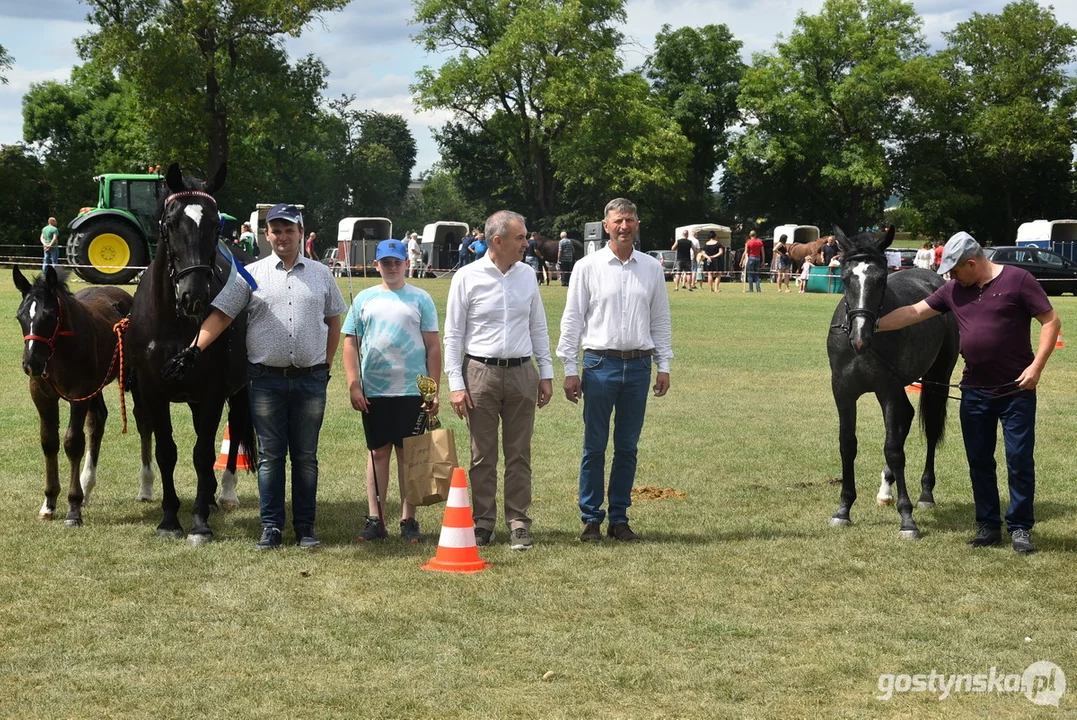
<box><xmin>228</xmin><ymin>385</ymin><xmax>258</xmax><ymax>471</ymax></box>
<box><xmin>917</xmin><ymin>380</ymin><xmax>948</xmax><ymax>447</ymax></box>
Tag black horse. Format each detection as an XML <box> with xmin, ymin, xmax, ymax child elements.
<box><xmin>827</xmin><ymin>226</ymin><xmax>959</xmax><ymax>539</ymax></box>
<box><xmin>124</xmin><ymin>162</ymin><xmax>255</xmax><ymax>545</ymax></box>
<box><xmin>14</xmin><ymin>266</ymin><xmax>142</xmax><ymax>526</ymax></box>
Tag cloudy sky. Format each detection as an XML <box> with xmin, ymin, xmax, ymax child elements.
<box><xmin>1</xmin><ymin>0</ymin><xmax>1073</xmax><ymax>174</ymax></box>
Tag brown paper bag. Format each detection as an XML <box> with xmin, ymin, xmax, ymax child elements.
<box><xmin>402</xmin><ymin>428</ymin><xmax>458</xmax><ymax>506</ymax></box>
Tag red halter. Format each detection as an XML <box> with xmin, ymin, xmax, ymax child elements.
<box><xmin>23</xmin><ymin>294</ymin><xmax>76</xmax><ymax>352</ymax></box>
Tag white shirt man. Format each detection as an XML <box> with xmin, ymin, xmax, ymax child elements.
<box><xmin>407</xmin><ymin>233</ymin><xmax>422</xmax><ymax>278</ymax></box>
<box><xmin>557</xmin><ymin>197</ymin><xmax>672</xmax><ymax>543</ymax></box>
<box><xmin>445</xmin><ymin>210</ymin><xmax>554</xmax><ymax>551</ymax></box>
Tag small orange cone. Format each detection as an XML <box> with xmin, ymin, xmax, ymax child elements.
<box><xmin>422</xmin><ymin>467</ymin><xmax>491</xmax><ymax>574</ymax></box>
<box><xmin>906</xmin><ymin>382</ymin><xmax>922</xmax><ymax>394</ymax></box>
<box><xmin>213</xmin><ymin>424</ymin><xmax>252</xmax><ymax>471</ymax></box>
<box><xmin>1056</xmin><ymin>332</ymin><xmax>1065</xmax><ymax>349</ymax></box>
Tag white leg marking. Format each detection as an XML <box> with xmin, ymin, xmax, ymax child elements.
<box><xmin>218</xmin><ymin>469</ymin><xmax>239</xmax><ymax>511</ymax></box>
<box><xmin>80</xmin><ymin>455</ymin><xmax>97</xmax><ymax>505</ymax></box>
<box><xmin>137</xmin><ymin>463</ymin><xmax>155</xmax><ymax>502</ymax></box>
<box><xmin>39</xmin><ymin>499</ymin><xmax>55</xmax><ymax>519</ymax></box>
<box><xmin>876</xmin><ymin>470</ymin><xmax>893</xmax><ymax>506</ymax></box>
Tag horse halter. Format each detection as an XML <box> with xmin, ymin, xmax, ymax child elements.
<box><xmin>23</xmin><ymin>293</ymin><xmax>75</xmax><ymax>372</ymax></box>
<box><xmin>161</xmin><ymin>190</ymin><xmax>219</xmax><ymax>283</ymax></box>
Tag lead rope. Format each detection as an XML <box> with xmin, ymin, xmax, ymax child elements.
<box><xmin>47</xmin><ymin>317</ymin><xmax>130</xmax><ymax>427</ymax></box>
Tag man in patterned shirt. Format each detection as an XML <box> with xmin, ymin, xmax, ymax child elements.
<box><xmin>342</xmin><ymin>239</ymin><xmax>441</xmax><ymax>544</ymax></box>
<box><xmin>162</xmin><ymin>203</ymin><xmax>347</xmax><ymax>550</ymax></box>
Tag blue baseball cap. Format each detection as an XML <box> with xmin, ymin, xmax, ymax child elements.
<box><xmin>266</xmin><ymin>203</ymin><xmax>303</xmax><ymax>225</ymax></box>
<box><xmin>376</xmin><ymin>239</ymin><xmax>408</xmax><ymax>262</ymax></box>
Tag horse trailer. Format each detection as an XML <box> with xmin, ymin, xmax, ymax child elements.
<box><xmin>421</xmin><ymin>221</ymin><xmax>468</xmax><ymax>275</ymax></box>
<box><xmin>335</xmin><ymin>217</ymin><xmax>392</xmax><ymax>276</ymax></box>
<box><xmin>1016</xmin><ymin>219</ymin><xmax>1077</xmax><ymax>261</ymax></box>
<box><xmin>772</xmin><ymin>224</ymin><xmax>820</xmax><ymax>246</ymax></box>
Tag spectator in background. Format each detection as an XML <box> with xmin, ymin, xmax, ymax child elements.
<box><xmin>557</xmin><ymin>231</ymin><xmax>575</xmax><ymax>287</ymax></box>
<box><xmin>914</xmin><ymin>241</ymin><xmax>934</xmax><ymax>270</ymax></box>
<box><xmin>40</xmin><ymin>217</ymin><xmax>59</xmax><ymax>272</ymax></box>
<box><xmin>455</xmin><ymin>231</ymin><xmax>473</xmax><ymax>269</ymax></box>
<box><xmin>932</xmin><ymin>240</ymin><xmax>944</xmax><ymax>271</ymax></box>
<box><xmin>798</xmin><ymin>254</ymin><xmax>813</xmax><ymax>293</ymax></box>
<box><xmin>525</xmin><ymin>231</ymin><xmax>543</xmax><ymax>282</ymax></box>
<box><xmin>885</xmin><ymin>246</ymin><xmax>902</xmax><ymax>272</ymax></box>
<box><xmin>408</xmin><ymin>232</ymin><xmax>422</xmax><ymax>278</ymax></box>
<box><xmin>821</xmin><ymin>235</ymin><xmax>839</xmax><ymax>266</ymax></box>
<box><xmin>773</xmin><ymin>234</ymin><xmax>792</xmax><ymax>292</ymax></box>
<box><xmin>702</xmin><ymin>231</ymin><xmax>724</xmax><ymax>292</ymax></box>
<box><xmin>305</xmin><ymin>231</ymin><xmax>317</xmax><ymax>260</ymax></box>
<box><xmin>237</xmin><ymin>222</ymin><xmax>258</xmax><ymax>257</ymax></box>
<box><xmin>744</xmin><ymin>230</ymin><xmax>764</xmax><ymax>293</ymax></box>
<box><xmin>671</xmin><ymin>229</ymin><xmax>694</xmax><ymax>291</ymax></box>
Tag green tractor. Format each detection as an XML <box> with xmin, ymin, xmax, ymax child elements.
<box><xmin>67</xmin><ymin>173</ymin><xmax>239</xmax><ymax>285</ymax></box>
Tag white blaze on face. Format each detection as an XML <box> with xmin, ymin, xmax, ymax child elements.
<box><xmin>849</xmin><ymin>261</ymin><xmax>872</xmax><ymax>314</ymax></box>
<box><xmin>26</xmin><ymin>301</ymin><xmax>40</xmax><ymax>354</ymax></box>
<box><xmin>184</xmin><ymin>204</ymin><xmax>204</xmax><ymax>228</ymax></box>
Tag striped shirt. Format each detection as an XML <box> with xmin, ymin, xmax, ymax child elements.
<box><xmin>212</xmin><ymin>254</ymin><xmax>347</xmax><ymax>367</ymax></box>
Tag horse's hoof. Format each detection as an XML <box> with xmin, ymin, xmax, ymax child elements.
<box><xmin>38</xmin><ymin>511</ymin><xmax>55</xmax><ymax>521</ymax></box>
<box><xmin>916</xmin><ymin>501</ymin><xmax>936</xmax><ymax>510</ymax></box>
<box><xmin>829</xmin><ymin>517</ymin><xmax>853</xmax><ymax>528</ymax></box>
<box><xmin>156</xmin><ymin>528</ymin><xmax>185</xmax><ymax>540</ymax></box>
<box><xmin>136</xmin><ymin>493</ymin><xmax>154</xmax><ymax>503</ymax></box>
<box><xmin>186</xmin><ymin>533</ymin><xmax>214</xmax><ymax>548</ymax></box>
<box><xmin>899</xmin><ymin>529</ymin><xmax>922</xmax><ymax>540</ymax></box>
<box><xmin>64</xmin><ymin>518</ymin><xmax>83</xmax><ymax>528</ymax></box>
<box><xmin>876</xmin><ymin>497</ymin><xmax>892</xmax><ymax>506</ymax></box>
<box><xmin>218</xmin><ymin>499</ymin><xmax>239</xmax><ymax>512</ymax></box>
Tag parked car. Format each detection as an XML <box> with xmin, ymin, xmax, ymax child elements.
<box><xmin>891</xmin><ymin>248</ymin><xmax>919</xmax><ymax>270</ymax></box>
<box><xmin>647</xmin><ymin>250</ymin><xmax>676</xmax><ymax>280</ymax></box>
<box><xmin>983</xmin><ymin>246</ymin><xmax>1077</xmax><ymax>295</ymax></box>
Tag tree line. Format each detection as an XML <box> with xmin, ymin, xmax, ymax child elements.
<box><xmin>1</xmin><ymin>0</ymin><xmax>1075</xmax><ymax>253</ymax></box>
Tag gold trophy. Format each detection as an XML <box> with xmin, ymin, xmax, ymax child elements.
<box><xmin>416</xmin><ymin>374</ymin><xmax>441</xmax><ymax>431</ymax></box>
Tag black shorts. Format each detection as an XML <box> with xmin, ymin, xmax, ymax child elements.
<box><xmin>675</xmin><ymin>258</ymin><xmax>692</xmax><ymax>272</ymax></box>
<box><xmin>361</xmin><ymin>395</ymin><xmax>426</xmax><ymax>450</ymax></box>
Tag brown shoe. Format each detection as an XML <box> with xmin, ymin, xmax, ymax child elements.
<box><xmin>579</xmin><ymin>522</ymin><xmax>602</xmax><ymax>543</ymax></box>
<box><xmin>607</xmin><ymin>523</ymin><xmax>640</xmax><ymax>542</ymax></box>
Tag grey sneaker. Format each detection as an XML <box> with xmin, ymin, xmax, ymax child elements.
<box><xmin>355</xmin><ymin>516</ymin><xmax>386</xmax><ymax>542</ymax></box>
<box><xmin>400</xmin><ymin>517</ymin><xmax>424</xmax><ymax>544</ymax></box>
<box><xmin>1011</xmin><ymin>528</ymin><xmax>1036</xmax><ymax>555</ymax></box>
<box><xmin>510</xmin><ymin>526</ymin><xmax>533</xmax><ymax>551</ymax></box>
<box><xmin>474</xmin><ymin>527</ymin><xmax>493</xmax><ymax>546</ymax></box>
<box><xmin>967</xmin><ymin>524</ymin><xmax>1002</xmax><ymax>548</ymax></box>
<box><xmin>295</xmin><ymin>526</ymin><xmax>320</xmax><ymax>549</ymax></box>
<box><xmin>255</xmin><ymin>526</ymin><xmax>282</xmax><ymax>551</ymax></box>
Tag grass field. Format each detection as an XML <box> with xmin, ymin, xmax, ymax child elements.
<box><xmin>1</xmin><ymin>269</ymin><xmax>1075</xmax><ymax>719</ymax></box>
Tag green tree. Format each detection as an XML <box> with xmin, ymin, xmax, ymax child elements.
<box><xmin>896</xmin><ymin>0</ymin><xmax>1077</xmax><ymax>242</ymax></box>
<box><xmin>730</xmin><ymin>0</ymin><xmax>926</xmax><ymax>233</ymax></box>
<box><xmin>412</xmin><ymin>0</ymin><xmax>689</xmax><ymax>228</ymax></box>
<box><xmin>0</xmin><ymin>43</ymin><xmax>12</xmax><ymax>84</ymax></box>
<box><xmin>644</xmin><ymin>24</ymin><xmax>744</xmax><ymax>199</ymax></box>
<box><xmin>395</xmin><ymin>165</ymin><xmax>483</xmax><ymax>233</ymax></box>
<box><xmin>0</xmin><ymin>145</ymin><xmax>50</xmax><ymax>252</ymax></box>
<box><xmin>79</xmin><ymin>0</ymin><xmax>350</xmax><ymax>175</ymax></box>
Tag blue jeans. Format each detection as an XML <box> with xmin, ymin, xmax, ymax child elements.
<box><xmin>247</xmin><ymin>364</ymin><xmax>329</xmax><ymax>532</ymax></box>
<box><xmin>578</xmin><ymin>352</ymin><xmax>652</xmax><ymax>525</ymax></box>
<box><xmin>959</xmin><ymin>388</ymin><xmax>1037</xmax><ymax>532</ymax></box>
<box><xmin>42</xmin><ymin>246</ymin><xmax>58</xmax><ymax>272</ymax></box>
<box><xmin>746</xmin><ymin>257</ymin><xmax>761</xmax><ymax>291</ymax></box>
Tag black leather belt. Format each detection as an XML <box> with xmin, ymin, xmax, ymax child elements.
<box><xmin>585</xmin><ymin>348</ymin><xmax>653</xmax><ymax>360</ymax></box>
<box><xmin>466</xmin><ymin>354</ymin><xmax>530</xmax><ymax>368</ymax></box>
<box><xmin>255</xmin><ymin>363</ymin><xmax>329</xmax><ymax>378</ymax></box>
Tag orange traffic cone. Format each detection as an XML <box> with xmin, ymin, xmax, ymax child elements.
<box><xmin>906</xmin><ymin>381</ymin><xmax>922</xmax><ymax>394</ymax></box>
<box><xmin>213</xmin><ymin>424</ymin><xmax>252</xmax><ymax>471</ymax></box>
<box><xmin>422</xmin><ymin>467</ymin><xmax>491</xmax><ymax>574</ymax></box>
<box><xmin>1056</xmin><ymin>331</ymin><xmax>1065</xmax><ymax>349</ymax></box>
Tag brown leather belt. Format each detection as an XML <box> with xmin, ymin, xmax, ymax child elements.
<box><xmin>585</xmin><ymin>348</ymin><xmax>653</xmax><ymax>360</ymax></box>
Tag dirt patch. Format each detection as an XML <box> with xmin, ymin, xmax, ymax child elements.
<box><xmin>631</xmin><ymin>486</ymin><xmax>686</xmax><ymax>501</ymax></box>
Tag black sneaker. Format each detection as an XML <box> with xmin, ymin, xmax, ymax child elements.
<box><xmin>295</xmin><ymin>526</ymin><xmax>320</xmax><ymax>549</ymax></box>
<box><xmin>474</xmin><ymin>527</ymin><xmax>493</xmax><ymax>546</ymax></box>
<box><xmin>255</xmin><ymin>526</ymin><xmax>282</xmax><ymax>551</ymax></box>
<box><xmin>608</xmin><ymin>522</ymin><xmax>640</xmax><ymax>542</ymax></box>
<box><xmin>400</xmin><ymin>517</ymin><xmax>424</xmax><ymax>544</ymax></box>
<box><xmin>579</xmin><ymin>522</ymin><xmax>602</xmax><ymax>543</ymax></box>
<box><xmin>355</xmin><ymin>516</ymin><xmax>386</xmax><ymax>542</ymax></box>
<box><xmin>1011</xmin><ymin>528</ymin><xmax>1036</xmax><ymax>555</ymax></box>
<box><xmin>967</xmin><ymin>524</ymin><xmax>1002</xmax><ymax>548</ymax></box>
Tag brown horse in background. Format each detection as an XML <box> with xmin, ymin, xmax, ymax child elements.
<box><xmin>14</xmin><ymin>266</ymin><xmax>147</xmax><ymax>526</ymax></box>
<box><xmin>533</xmin><ymin>234</ymin><xmax>585</xmax><ymax>284</ymax></box>
<box><xmin>787</xmin><ymin>236</ymin><xmax>831</xmax><ymax>266</ymax></box>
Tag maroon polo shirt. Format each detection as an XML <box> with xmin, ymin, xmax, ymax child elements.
<box><xmin>925</xmin><ymin>265</ymin><xmax>1052</xmax><ymax>390</ymax></box>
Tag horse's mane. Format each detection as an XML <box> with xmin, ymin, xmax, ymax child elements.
<box><xmin>32</xmin><ymin>268</ymin><xmax>74</xmax><ymax>298</ymax></box>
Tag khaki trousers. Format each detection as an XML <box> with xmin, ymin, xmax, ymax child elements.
<box><xmin>463</xmin><ymin>357</ymin><xmax>538</xmax><ymax>532</ymax></box>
